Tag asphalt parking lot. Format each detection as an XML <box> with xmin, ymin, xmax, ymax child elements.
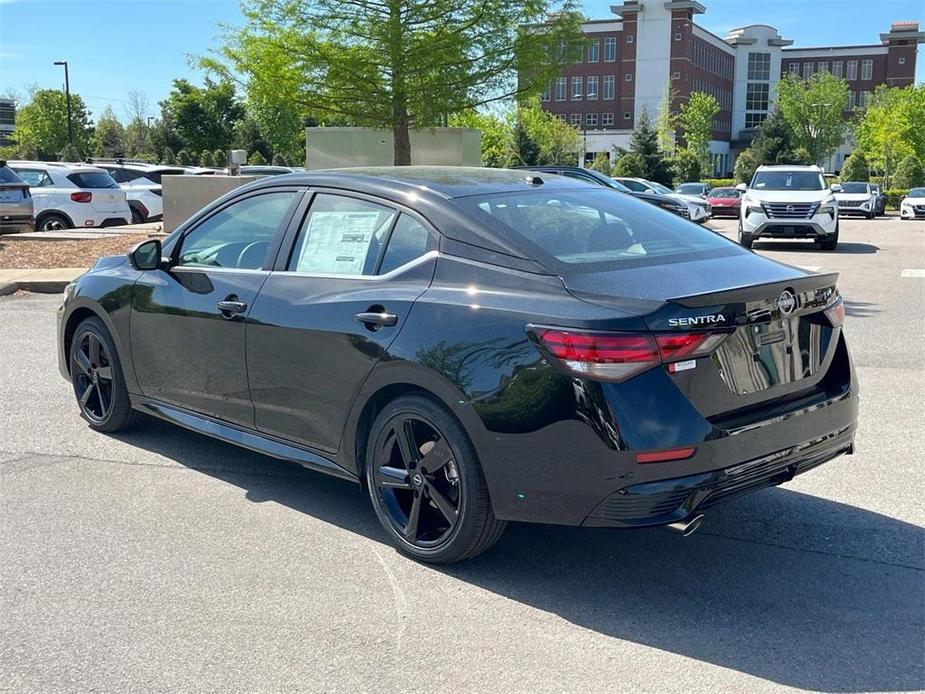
<box><xmin>1</xmin><ymin>215</ymin><xmax>923</xmax><ymax>692</ymax></box>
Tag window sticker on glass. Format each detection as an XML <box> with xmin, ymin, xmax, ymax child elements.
<box><xmin>295</xmin><ymin>210</ymin><xmax>386</xmax><ymax>274</ymax></box>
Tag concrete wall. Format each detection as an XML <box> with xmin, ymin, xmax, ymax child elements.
<box><xmin>162</xmin><ymin>175</ymin><xmax>261</xmax><ymax>232</ymax></box>
<box><xmin>305</xmin><ymin>127</ymin><xmax>481</xmax><ymax>169</ymax></box>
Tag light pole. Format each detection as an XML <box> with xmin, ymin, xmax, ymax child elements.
<box><xmin>53</xmin><ymin>61</ymin><xmax>73</xmax><ymax>149</ymax></box>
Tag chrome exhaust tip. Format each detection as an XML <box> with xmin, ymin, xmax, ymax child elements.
<box><xmin>665</xmin><ymin>514</ymin><xmax>704</xmax><ymax>537</ymax></box>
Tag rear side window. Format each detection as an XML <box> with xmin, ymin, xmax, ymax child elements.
<box><xmin>288</xmin><ymin>194</ymin><xmax>397</xmax><ymax>275</ymax></box>
<box><xmin>67</xmin><ymin>172</ymin><xmax>119</xmax><ymax>189</ymax></box>
<box><xmin>0</xmin><ymin>166</ymin><xmax>24</xmax><ymax>184</ymax></box>
<box><xmin>15</xmin><ymin>169</ymin><xmax>54</xmax><ymax>187</ymax></box>
<box><xmin>455</xmin><ymin>188</ymin><xmax>740</xmax><ymax>270</ymax></box>
<box><xmin>379</xmin><ymin>215</ymin><xmax>433</xmax><ymax>274</ymax></box>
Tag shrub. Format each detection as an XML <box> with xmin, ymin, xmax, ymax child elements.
<box><xmin>883</xmin><ymin>189</ymin><xmax>910</xmax><ymax>210</ymax></box>
<box><xmin>176</xmin><ymin>149</ymin><xmax>193</xmax><ymax>166</ymax></box>
<box><xmin>669</xmin><ymin>148</ymin><xmax>702</xmax><ymax>184</ymax></box>
<box><xmin>161</xmin><ymin>146</ymin><xmax>176</xmax><ymax>165</ymax></box>
<box><xmin>248</xmin><ymin>151</ymin><xmax>268</xmax><ymax>166</ymax></box>
<box><xmin>271</xmin><ymin>153</ymin><xmax>289</xmax><ymax>167</ymax></box>
<box><xmin>588</xmin><ymin>152</ymin><xmax>612</xmax><ymax>175</ymax></box>
<box><xmin>893</xmin><ymin>155</ymin><xmax>924</xmax><ymax>189</ymax></box>
<box><xmin>840</xmin><ymin>151</ymin><xmax>870</xmax><ymax>182</ymax></box>
<box><xmin>704</xmin><ymin>178</ymin><xmax>735</xmax><ymax>189</ymax></box>
<box><xmin>734</xmin><ymin>147</ymin><xmax>758</xmax><ymax>183</ymax></box>
<box><xmin>613</xmin><ymin>152</ymin><xmax>646</xmax><ymax>178</ymax></box>
<box><xmin>212</xmin><ymin>149</ymin><xmax>227</xmax><ymax>168</ymax></box>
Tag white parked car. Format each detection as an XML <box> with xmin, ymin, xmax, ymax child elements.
<box><xmin>737</xmin><ymin>165</ymin><xmax>840</xmax><ymax>250</ymax></box>
<box><xmin>899</xmin><ymin>187</ymin><xmax>925</xmax><ymax>220</ymax></box>
<box><xmin>8</xmin><ymin>161</ymin><xmax>130</xmax><ymax>231</ymax></box>
<box><xmin>94</xmin><ymin>161</ymin><xmax>188</xmax><ymax>223</ymax></box>
<box><xmin>834</xmin><ymin>181</ymin><xmax>877</xmax><ymax>219</ymax></box>
<box><xmin>613</xmin><ymin>177</ymin><xmax>712</xmax><ymax>223</ymax></box>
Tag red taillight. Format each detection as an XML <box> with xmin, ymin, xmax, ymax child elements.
<box><xmin>70</xmin><ymin>191</ymin><xmax>92</xmax><ymax>203</ymax></box>
<box><xmin>636</xmin><ymin>447</ymin><xmax>697</xmax><ymax>464</ymax></box>
<box><xmin>531</xmin><ymin>327</ymin><xmax>729</xmax><ymax>382</ymax></box>
<box><xmin>824</xmin><ymin>297</ymin><xmax>845</xmax><ymax>327</ymax></box>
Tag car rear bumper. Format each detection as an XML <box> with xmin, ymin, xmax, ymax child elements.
<box><xmin>0</xmin><ymin>216</ymin><xmax>35</xmax><ymax>234</ymax></box>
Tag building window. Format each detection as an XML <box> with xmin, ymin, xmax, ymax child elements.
<box><xmin>745</xmin><ymin>83</ymin><xmax>769</xmax><ymax>110</ymax></box>
<box><xmin>626</xmin><ymin>34</ymin><xmax>633</xmax><ymax>44</ymax></box>
<box><xmin>540</xmin><ymin>84</ymin><xmax>550</xmax><ymax>102</ymax></box>
<box><xmin>586</xmin><ymin>113</ymin><xmax>598</xmax><ymax>127</ymax></box>
<box><xmin>672</xmin><ymin>71</ymin><xmax>681</xmax><ymax>80</ymax></box>
<box><xmin>623</xmin><ymin>111</ymin><xmax>632</xmax><ymax>120</ymax></box>
<box><xmin>747</xmin><ymin>52</ymin><xmax>771</xmax><ymax>80</ymax></box>
<box><xmin>817</xmin><ymin>61</ymin><xmax>828</xmax><ymax>73</ymax></box>
<box><xmin>603</xmin><ymin>75</ymin><xmax>615</xmax><ymax>100</ymax></box>
<box><xmin>860</xmin><ymin>90</ymin><xmax>871</xmax><ymax>107</ymax></box>
<box><xmin>847</xmin><ymin>60</ymin><xmax>858</xmax><ymax>80</ymax></box>
<box><xmin>555</xmin><ymin>77</ymin><xmax>566</xmax><ymax>101</ymax></box>
<box><xmin>674</xmin><ymin>32</ymin><xmax>682</xmax><ymax>41</ymax></box>
<box><xmin>832</xmin><ymin>61</ymin><xmax>843</xmax><ymax>77</ymax></box>
<box><xmin>588</xmin><ymin>40</ymin><xmax>599</xmax><ymax>63</ymax></box>
<box><xmin>625</xmin><ymin>73</ymin><xmax>632</xmax><ymax>82</ymax></box>
<box><xmin>745</xmin><ymin>113</ymin><xmax>767</xmax><ymax>128</ymax></box>
<box><xmin>847</xmin><ymin>91</ymin><xmax>856</xmax><ymax>110</ymax></box>
<box><xmin>571</xmin><ymin>76</ymin><xmax>583</xmax><ymax>100</ymax></box>
<box><xmin>570</xmin><ymin>42</ymin><xmax>583</xmax><ymax>64</ymax></box>
<box><xmin>602</xmin><ymin>113</ymin><xmax>614</xmax><ymax>126</ymax></box>
<box><xmin>899</xmin><ymin>57</ymin><xmax>906</xmax><ymax>65</ymax></box>
<box><xmin>604</xmin><ymin>37</ymin><xmax>617</xmax><ymax>61</ymax></box>
<box><xmin>788</xmin><ymin>62</ymin><xmax>800</xmax><ymax>74</ymax></box>
<box><xmin>586</xmin><ymin>76</ymin><xmax>599</xmax><ymax>100</ymax></box>
<box><xmin>557</xmin><ymin>40</ymin><xmax>567</xmax><ymax>63</ymax></box>
<box><xmin>861</xmin><ymin>59</ymin><xmax>873</xmax><ymax>80</ymax></box>
<box><xmin>803</xmin><ymin>62</ymin><xmax>814</xmax><ymax>79</ymax></box>
<box><xmin>570</xmin><ymin>113</ymin><xmax>581</xmax><ymax>125</ymax></box>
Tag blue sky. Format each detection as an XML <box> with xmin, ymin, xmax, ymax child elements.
<box><xmin>1</xmin><ymin>0</ymin><xmax>922</xmax><ymax>123</ymax></box>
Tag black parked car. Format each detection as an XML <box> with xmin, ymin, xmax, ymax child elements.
<box><xmin>57</xmin><ymin>167</ymin><xmax>857</xmax><ymax>563</ymax></box>
<box><xmin>516</xmin><ymin>165</ymin><xmax>691</xmax><ymax>218</ymax></box>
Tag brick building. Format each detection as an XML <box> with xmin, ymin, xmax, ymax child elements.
<box><xmin>537</xmin><ymin>0</ymin><xmax>923</xmax><ymax>175</ymax></box>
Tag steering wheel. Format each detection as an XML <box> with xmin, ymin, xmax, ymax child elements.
<box><xmin>236</xmin><ymin>241</ymin><xmax>268</xmax><ymax>269</ymax></box>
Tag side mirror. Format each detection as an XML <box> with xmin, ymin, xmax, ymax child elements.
<box><xmin>736</xmin><ymin>183</ymin><xmax>747</xmax><ymax>191</ymax></box>
<box><xmin>644</xmin><ymin>188</ymin><xmax>655</xmax><ymax>194</ymax></box>
<box><xmin>830</xmin><ymin>183</ymin><xmax>842</xmax><ymax>192</ymax></box>
<box><xmin>129</xmin><ymin>238</ymin><xmax>164</xmax><ymax>271</ymax></box>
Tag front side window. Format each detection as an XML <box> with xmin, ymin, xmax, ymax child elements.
<box><xmin>604</xmin><ymin>37</ymin><xmax>617</xmax><ymax>62</ymax></box>
<box><xmin>586</xmin><ymin>76</ymin><xmax>599</xmax><ymax>100</ymax></box>
<box><xmin>587</xmin><ymin>40</ymin><xmax>599</xmax><ymax>63</ymax></box>
<box><xmin>747</xmin><ymin>52</ymin><xmax>770</xmax><ymax>80</ymax></box>
<box><xmin>603</xmin><ymin>75</ymin><xmax>615</xmax><ymax>100</ymax></box>
<box><xmin>288</xmin><ymin>194</ymin><xmax>397</xmax><ymax>275</ymax></box>
<box><xmin>178</xmin><ymin>192</ymin><xmax>297</xmax><ymax>270</ymax></box>
<box><xmin>456</xmin><ymin>189</ymin><xmax>738</xmax><ymax>270</ymax></box>
<box><xmin>750</xmin><ymin>171</ymin><xmax>825</xmax><ymax>191</ymax></box>
<box><xmin>571</xmin><ymin>76</ymin><xmax>583</xmax><ymax>100</ymax></box>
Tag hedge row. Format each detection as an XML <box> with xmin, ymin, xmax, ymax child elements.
<box><xmin>883</xmin><ymin>189</ymin><xmax>911</xmax><ymax>210</ymax></box>
<box><xmin>704</xmin><ymin>178</ymin><xmax>736</xmax><ymax>189</ymax></box>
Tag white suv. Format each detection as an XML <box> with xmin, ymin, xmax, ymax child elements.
<box><xmin>738</xmin><ymin>165</ymin><xmax>839</xmax><ymax>250</ymax></box>
<box><xmin>9</xmin><ymin>161</ymin><xmax>131</xmax><ymax>231</ymax></box>
<box><xmin>94</xmin><ymin>161</ymin><xmax>188</xmax><ymax>223</ymax></box>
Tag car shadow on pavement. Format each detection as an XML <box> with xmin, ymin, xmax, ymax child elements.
<box><xmin>112</xmin><ymin>418</ymin><xmax>924</xmax><ymax>693</ymax></box>
<box><xmin>844</xmin><ymin>300</ymin><xmax>882</xmax><ymax>318</ymax></box>
<box><xmin>752</xmin><ymin>241</ymin><xmax>879</xmax><ymax>254</ymax></box>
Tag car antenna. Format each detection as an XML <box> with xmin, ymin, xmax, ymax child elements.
<box><xmin>524</xmin><ymin>174</ymin><xmax>544</xmax><ymax>185</ymax></box>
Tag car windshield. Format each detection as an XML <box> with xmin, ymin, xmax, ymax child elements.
<box><xmin>909</xmin><ymin>188</ymin><xmax>925</xmax><ymax>197</ymax></box>
<box><xmin>644</xmin><ymin>181</ymin><xmax>673</xmax><ymax>195</ymax></box>
<box><xmin>614</xmin><ymin>178</ymin><xmax>650</xmax><ymax>192</ymax></box>
<box><xmin>710</xmin><ymin>188</ymin><xmax>740</xmax><ymax>198</ymax></box>
<box><xmin>751</xmin><ymin>171</ymin><xmax>825</xmax><ymax>191</ymax></box>
<box><xmin>604</xmin><ymin>178</ymin><xmax>633</xmax><ymax>193</ymax></box>
<box><xmin>840</xmin><ymin>183</ymin><xmax>869</xmax><ymax>194</ymax></box>
<box><xmin>0</xmin><ymin>165</ymin><xmax>24</xmax><ymax>184</ymax></box>
<box><xmin>676</xmin><ymin>183</ymin><xmax>704</xmax><ymax>194</ymax></box>
<box><xmin>67</xmin><ymin>172</ymin><xmax>119</xmax><ymax>189</ymax></box>
<box><xmin>454</xmin><ymin>188</ymin><xmax>741</xmax><ymax>271</ymax></box>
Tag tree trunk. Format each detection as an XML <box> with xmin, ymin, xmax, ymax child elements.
<box><xmin>393</xmin><ymin>102</ymin><xmax>411</xmax><ymax>166</ymax></box>
<box><xmin>387</xmin><ymin>0</ymin><xmax>410</xmax><ymax>166</ymax></box>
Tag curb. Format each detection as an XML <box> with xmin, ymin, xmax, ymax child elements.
<box><xmin>0</xmin><ymin>279</ymin><xmax>72</xmax><ymax>296</ymax></box>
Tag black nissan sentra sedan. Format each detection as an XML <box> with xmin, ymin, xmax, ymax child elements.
<box><xmin>57</xmin><ymin>167</ymin><xmax>857</xmax><ymax>563</ymax></box>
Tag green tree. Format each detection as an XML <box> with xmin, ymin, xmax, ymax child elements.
<box><xmin>655</xmin><ymin>80</ymin><xmax>677</xmax><ymax>155</ymax></box>
<box><xmin>839</xmin><ymin>151</ymin><xmax>869</xmax><ymax>181</ymax></box>
<box><xmin>627</xmin><ymin>109</ymin><xmax>672</xmax><ymax>184</ymax></box>
<box><xmin>176</xmin><ymin>149</ymin><xmax>193</xmax><ymax>166</ymax></box>
<box><xmin>233</xmin><ymin>117</ymin><xmax>272</xmax><ymax>163</ymax></box>
<box><xmin>201</xmin><ymin>0</ymin><xmax>582</xmax><ymax>165</ymax></box>
<box><xmin>271</xmin><ymin>152</ymin><xmax>289</xmax><ymax>167</ymax></box>
<box><xmin>150</xmin><ymin>115</ymin><xmax>184</xmax><ymax>160</ymax></box>
<box><xmin>449</xmin><ymin>109</ymin><xmax>515</xmax><ymax>168</ymax></box>
<box><xmin>856</xmin><ymin>85</ymin><xmax>925</xmax><ymax>188</ymax></box>
<box><xmin>512</xmin><ymin>117</ymin><xmax>540</xmax><ymax>166</ymax></box>
<box><xmin>93</xmin><ymin>106</ymin><xmax>126</xmax><ymax>158</ymax></box>
<box><xmin>750</xmin><ymin>108</ymin><xmax>798</xmax><ymax>166</ymax></box>
<box><xmin>59</xmin><ymin>143</ymin><xmax>81</xmax><ymax>162</ymax></box>
<box><xmin>613</xmin><ymin>152</ymin><xmax>646</xmax><ymax>178</ymax></box>
<box><xmin>777</xmin><ymin>72</ymin><xmax>849</xmax><ymax>165</ymax></box>
<box><xmin>734</xmin><ymin>147</ymin><xmax>759</xmax><ymax>184</ymax></box>
<box><xmin>518</xmin><ymin>98</ymin><xmax>580</xmax><ymax>165</ymax></box>
<box><xmin>161</xmin><ymin>78</ymin><xmax>244</xmax><ymax>154</ymax></box>
<box><xmin>893</xmin><ymin>154</ymin><xmax>924</xmax><ymax>188</ymax></box>
<box><xmin>678</xmin><ymin>92</ymin><xmax>719</xmax><ymax>170</ymax></box>
<box><xmin>123</xmin><ymin>119</ymin><xmax>154</xmax><ymax>159</ymax></box>
<box><xmin>588</xmin><ymin>151</ymin><xmax>612</xmax><ymax>175</ymax></box>
<box><xmin>161</xmin><ymin>146</ymin><xmax>177</xmax><ymax>165</ymax></box>
<box><xmin>13</xmin><ymin>89</ymin><xmax>94</xmax><ymax>159</ymax></box>
<box><xmin>670</xmin><ymin>148</ymin><xmax>702</xmax><ymax>183</ymax></box>
<box><xmin>198</xmin><ymin>151</ymin><xmax>212</xmax><ymax>167</ymax></box>
<box><xmin>212</xmin><ymin>149</ymin><xmax>227</xmax><ymax>168</ymax></box>
<box><xmin>248</xmin><ymin>151</ymin><xmax>268</xmax><ymax>165</ymax></box>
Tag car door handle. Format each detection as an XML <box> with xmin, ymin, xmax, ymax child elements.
<box><xmin>355</xmin><ymin>311</ymin><xmax>398</xmax><ymax>327</ymax></box>
<box><xmin>217</xmin><ymin>296</ymin><xmax>247</xmax><ymax>317</ymax></box>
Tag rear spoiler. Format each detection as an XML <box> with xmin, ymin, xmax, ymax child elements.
<box><xmin>669</xmin><ymin>272</ymin><xmax>839</xmax><ymax>308</ymax></box>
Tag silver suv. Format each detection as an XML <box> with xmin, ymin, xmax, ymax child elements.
<box><xmin>0</xmin><ymin>161</ymin><xmax>34</xmax><ymax>234</ymax></box>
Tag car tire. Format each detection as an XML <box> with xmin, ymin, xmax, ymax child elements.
<box><xmin>737</xmin><ymin>220</ymin><xmax>754</xmax><ymax>249</ymax></box>
<box><xmin>365</xmin><ymin>394</ymin><xmax>506</xmax><ymax>564</ymax></box>
<box><xmin>867</xmin><ymin>210</ymin><xmax>875</xmax><ymax>220</ymax></box>
<box><xmin>69</xmin><ymin>316</ymin><xmax>138</xmax><ymax>432</ymax></box>
<box><xmin>130</xmin><ymin>206</ymin><xmax>146</xmax><ymax>225</ymax></box>
<box><xmin>37</xmin><ymin>212</ymin><xmax>71</xmax><ymax>232</ymax></box>
<box><xmin>817</xmin><ymin>222</ymin><xmax>839</xmax><ymax>251</ymax></box>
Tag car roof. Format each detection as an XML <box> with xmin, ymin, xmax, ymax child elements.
<box><xmin>8</xmin><ymin>160</ymin><xmax>107</xmax><ymax>174</ymax></box>
<box><xmin>755</xmin><ymin>165</ymin><xmax>823</xmax><ymax>172</ymax></box>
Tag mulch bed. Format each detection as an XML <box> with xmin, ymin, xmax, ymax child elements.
<box><xmin>0</xmin><ymin>234</ymin><xmax>151</xmax><ymax>269</ymax></box>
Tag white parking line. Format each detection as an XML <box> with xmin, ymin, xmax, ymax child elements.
<box><xmin>900</xmin><ymin>269</ymin><xmax>925</xmax><ymax>278</ymax></box>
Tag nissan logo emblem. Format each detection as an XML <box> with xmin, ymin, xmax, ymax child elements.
<box><xmin>785</xmin><ymin>204</ymin><xmax>795</xmax><ymax>214</ymax></box>
<box><xmin>777</xmin><ymin>290</ymin><xmax>796</xmax><ymax>315</ymax></box>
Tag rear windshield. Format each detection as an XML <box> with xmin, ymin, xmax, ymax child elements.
<box><xmin>710</xmin><ymin>188</ymin><xmax>740</xmax><ymax>198</ymax></box>
<box><xmin>67</xmin><ymin>172</ymin><xmax>119</xmax><ymax>189</ymax></box>
<box><xmin>454</xmin><ymin>188</ymin><xmax>742</xmax><ymax>271</ymax></box>
<box><xmin>840</xmin><ymin>183</ymin><xmax>869</xmax><ymax>193</ymax></box>
<box><xmin>0</xmin><ymin>166</ymin><xmax>24</xmax><ymax>184</ymax></box>
<box><xmin>676</xmin><ymin>183</ymin><xmax>705</xmax><ymax>194</ymax></box>
<box><xmin>751</xmin><ymin>171</ymin><xmax>825</xmax><ymax>191</ymax></box>
<box><xmin>139</xmin><ymin>168</ymin><xmax>185</xmax><ymax>184</ymax></box>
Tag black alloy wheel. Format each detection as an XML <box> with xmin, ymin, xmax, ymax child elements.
<box><xmin>69</xmin><ymin>317</ymin><xmax>138</xmax><ymax>432</ymax></box>
<box><xmin>366</xmin><ymin>395</ymin><xmax>505</xmax><ymax>563</ymax></box>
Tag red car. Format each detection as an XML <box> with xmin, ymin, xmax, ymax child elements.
<box><xmin>706</xmin><ymin>187</ymin><xmax>742</xmax><ymax>217</ymax></box>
